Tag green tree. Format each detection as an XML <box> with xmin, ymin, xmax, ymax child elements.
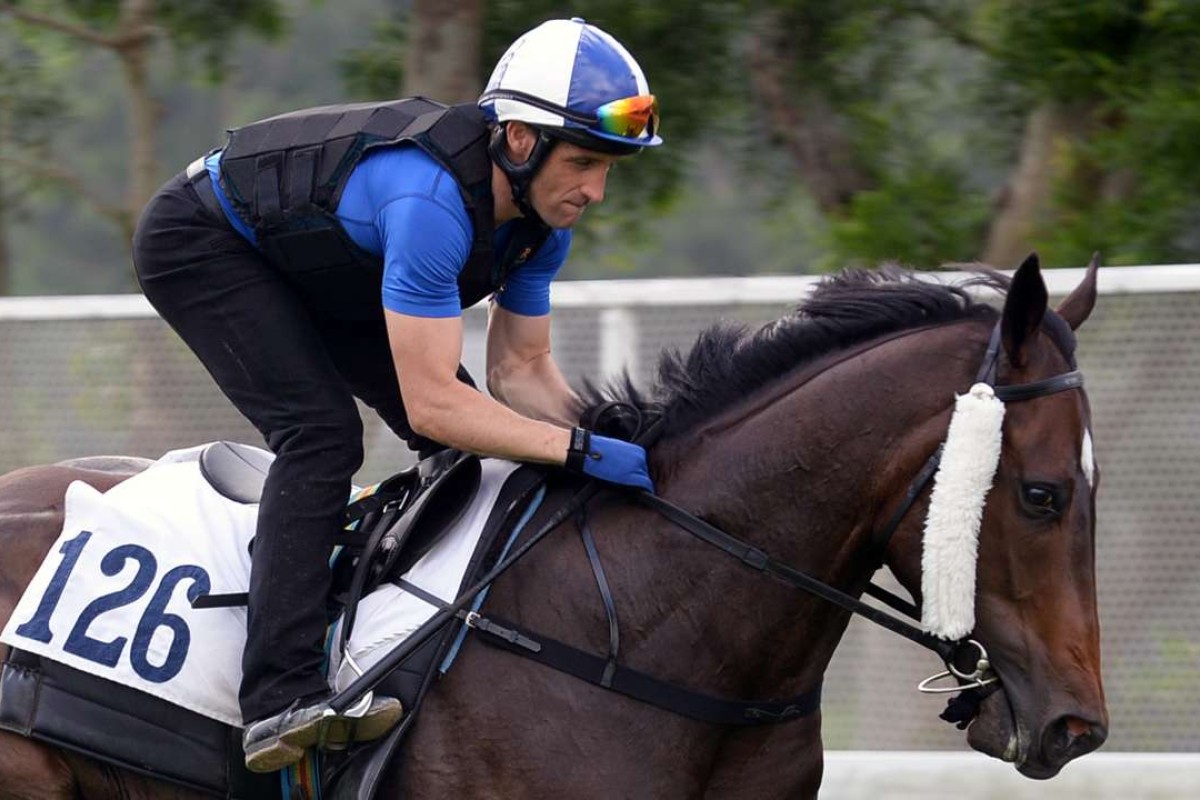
<box><xmin>0</xmin><ymin>38</ymin><xmax>64</xmax><ymax>292</ymax></box>
<box><xmin>0</xmin><ymin>0</ymin><xmax>286</xmax><ymax>240</ymax></box>
<box><xmin>7</xmin><ymin>0</ymin><xmax>1198</xmax><ymax>288</ymax></box>
<box><xmin>721</xmin><ymin>0</ymin><xmax>1200</xmax><ymax>269</ymax></box>
<box><xmin>669</xmin><ymin>0</ymin><xmax>1003</xmax><ymax>269</ymax></box>
<box><xmin>768</xmin><ymin>0</ymin><xmax>1200</xmax><ymax>268</ymax></box>
<box><xmin>978</xmin><ymin>0</ymin><xmax>1200</xmax><ymax>266</ymax></box>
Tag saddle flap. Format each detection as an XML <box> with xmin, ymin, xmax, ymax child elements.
<box><xmin>326</xmin><ymin>464</ymin><xmax>547</xmax><ymax>800</ymax></box>
<box><xmin>338</xmin><ymin>454</ymin><xmax>483</xmax><ymax>645</ymax></box>
<box><xmin>384</xmin><ymin>455</ymin><xmax>483</xmax><ymax>580</ymax></box>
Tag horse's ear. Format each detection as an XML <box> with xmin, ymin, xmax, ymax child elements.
<box><xmin>1055</xmin><ymin>251</ymin><xmax>1100</xmax><ymax>330</ymax></box>
<box><xmin>1001</xmin><ymin>252</ymin><xmax>1048</xmax><ymax>368</ymax></box>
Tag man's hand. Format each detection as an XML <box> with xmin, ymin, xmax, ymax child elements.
<box><xmin>565</xmin><ymin>428</ymin><xmax>655</xmax><ymax>492</ymax></box>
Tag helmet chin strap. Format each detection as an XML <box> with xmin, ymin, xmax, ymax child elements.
<box><xmin>488</xmin><ymin>124</ymin><xmax>554</xmax><ymax>226</ymax></box>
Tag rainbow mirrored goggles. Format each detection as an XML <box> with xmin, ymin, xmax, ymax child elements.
<box><xmin>479</xmin><ymin>89</ymin><xmax>661</xmax><ymax>142</ymax></box>
<box><xmin>594</xmin><ymin>95</ymin><xmax>659</xmax><ymax>140</ymax></box>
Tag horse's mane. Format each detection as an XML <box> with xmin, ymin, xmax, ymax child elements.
<box><xmin>578</xmin><ymin>265</ymin><xmax>1007</xmax><ymax>438</ymax></box>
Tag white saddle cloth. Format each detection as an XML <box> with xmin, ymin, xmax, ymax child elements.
<box><xmin>0</xmin><ymin>445</ymin><xmax>517</xmax><ymax>726</ymax></box>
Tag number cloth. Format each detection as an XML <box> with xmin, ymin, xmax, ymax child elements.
<box><xmin>1</xmin><ymin>445</ymin><xmax>253</xmax><ymax>724</ymax></box>
<box><xmin>0</xmin><ymin>446</ymin><xmax>518</xmax><ymax>726</ymax></box>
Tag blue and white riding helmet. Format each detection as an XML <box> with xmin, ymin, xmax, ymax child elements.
<box><xmin>479</xmin><ymin>18</ymin><xmax>662</xmax><ymax>217</ymax></box>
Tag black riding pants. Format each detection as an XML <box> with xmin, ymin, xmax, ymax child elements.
<box><xmin>132</xmin><ymin>170</ymin><xmax>445</xmax><ymax>723</ymax></box>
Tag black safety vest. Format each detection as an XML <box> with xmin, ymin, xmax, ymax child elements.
<box><xmin>217</xmin><ymin>97</ymin><xmax>550</xmax><ymax>311</ymax></box>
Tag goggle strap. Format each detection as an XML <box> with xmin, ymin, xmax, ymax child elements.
<box><xmin>480</xmin><ymin>89</ymin><xmax>596</xmax><ymax>126</ymax></box>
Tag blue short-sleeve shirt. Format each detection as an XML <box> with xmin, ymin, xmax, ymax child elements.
<box><xmin>204</xmin><ymin>147</ymin><xmax>571</xmax><ymax>318</ymax></box>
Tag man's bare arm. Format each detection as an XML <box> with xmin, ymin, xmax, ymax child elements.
<box><xmin>386</xmin><ymin>310</ymin><xmax>571</xmax><ymax>463</ymax></box>
<box><xmin>485</xmin><ymin>304</ymin><xmax>580</xmax><ymax>427</ymax></box>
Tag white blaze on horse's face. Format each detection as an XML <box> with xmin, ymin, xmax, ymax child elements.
<box><xmin>1082</xmin><ymin>428</ymin><xmax>1096</xmax><ymax>488</ymax></box>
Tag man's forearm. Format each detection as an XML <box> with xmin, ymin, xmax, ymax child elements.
<box><xmin>410</xmin><ymin>379</ymin><xmax>573</xmax><ymax>464</ymax></box>
<box><xmin>390</xmin><ymin>310</ymin><xmax>577</xmax><ymax>462</ymax></box>
<box><xmin>488</xmin><ymin>353</ymin><xmax>580</xmax><ymax>427</ymax></box>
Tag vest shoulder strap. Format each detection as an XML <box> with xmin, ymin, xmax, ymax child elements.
<box><xmin>400</xmin><ymin>103</ymin><xmax>495</xmax><ymax>276</ymax></box>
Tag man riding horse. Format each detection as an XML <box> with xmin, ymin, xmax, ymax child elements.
<box><xmin>132</xmin><ymin>18</ymin><xmax>659</xmax><ymax>773</ymax></box>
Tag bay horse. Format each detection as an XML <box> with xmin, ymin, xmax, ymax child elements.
<box><xmin>0</xmin><ymin>256</ymin><xmax>1106</xmax><ymax>798</ymax></box>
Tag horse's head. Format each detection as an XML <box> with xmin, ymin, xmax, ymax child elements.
<box><xmin>576</xmin><ymin>258</ymin><xmax>1109</xmax><ymax>786</ymax></box>
<box><xmin>893</xmin><ymin>254</ymin><xmax>1108</xmax><ymax>778</ymax></box>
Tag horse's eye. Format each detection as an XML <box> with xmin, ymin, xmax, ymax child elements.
<box><xmin>1021</xmin><ymin>483</ymin><xmax>1062</xmax><ymax>518</ymax></box>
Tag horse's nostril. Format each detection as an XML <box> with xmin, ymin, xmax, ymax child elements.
<box><xmin>1065</xmin><ymin>716</ymin><xmax>1092</xmax><ymax>740</ymax></box>
<box><xmin>1050</xmin><ymin>715</ymin><xmax>1107</xmax><ymax>761</ymax></box>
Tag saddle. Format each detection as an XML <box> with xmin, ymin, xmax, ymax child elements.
<box><xmin>0</xmin><ymin>442</ymin><xmax>546</xmax><ymax>800</ymax></box>
<box><xmin>194</xmin><ymin>442</ymin><xmax>486</xmax><ymax>612</ymax></box>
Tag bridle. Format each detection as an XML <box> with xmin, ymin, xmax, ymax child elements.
<box><xmin>328</xmin><ymin>317</ymin><xmax>1087</xmax><ymax>728</ymax></box>
<box><xmin>630</xmin><ymin>319</ymin><xmax>1084</xmax><ymax>713</ymax></box>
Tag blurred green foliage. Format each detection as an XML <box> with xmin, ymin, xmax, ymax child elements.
<box><xmin>0</xmin><ymin>36</ymin><xmax>64</xmax><ymax>192</ymax></box>
<box><xmin>338</xmin><ymin>16</ymin><xmax>405</xmax><ymax>99</ymax></box>
<box><xmin>3</xmin><ymin>0</ymin><xmax>1200</xmax><ymax>291</ymax></box>
<box><xmin>829</xmin><ymin>166</ymin><xmax>992</xmax><ymax>268</ymax></box>
<box><xmin>986</xmin><ymin>0</ymin><xmax>1200</xmax><ymax>265</ymax></box>
<box><xmin>6</xmin><ymin>0</ymin><xmax>288</xmax><ymax>79</ymax></box>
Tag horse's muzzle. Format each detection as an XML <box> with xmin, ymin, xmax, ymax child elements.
<box><xmin>968</xmin><ymin>686</ymin><xmax>1109</xmax><ymax>779</ymax></box>
<box><xmin>1023</xmin><ymin>714</ymin><xmax>1108</xmax><ymax>779</ymax></box>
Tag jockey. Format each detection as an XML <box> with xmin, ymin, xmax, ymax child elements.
<box><xmin>132</xmin><ymin>17</ymin><xmax>661</xmax><ymax>773</ymax></box>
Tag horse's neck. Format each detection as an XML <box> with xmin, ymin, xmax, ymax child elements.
<box><xmin>486</xmin><ymin>322</ymin><xmax>984</xmax><ymax>718</ymax></box>
<box><xmin>614</xmin><ymin>322</ymin><xmax>986</xmax><ymax>696</ymax></box>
